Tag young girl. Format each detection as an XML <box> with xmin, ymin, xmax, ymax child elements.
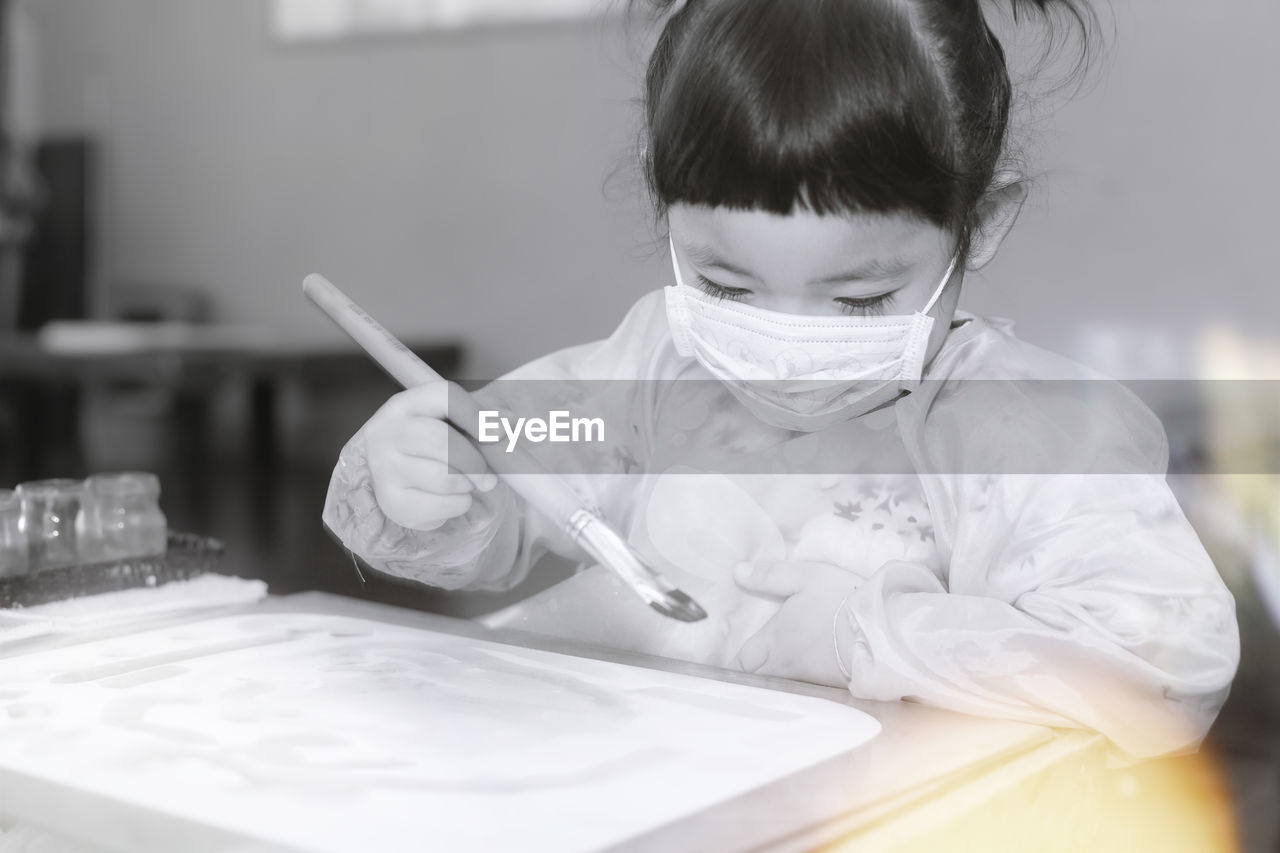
<box><xmin>324</xmin><ymin>0</ymin><xmax>1238</xmax><ymax>759</ymax></box>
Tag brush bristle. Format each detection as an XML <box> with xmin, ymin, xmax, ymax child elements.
<box><xmin>649</xmin><ymin>589</ymin><xmax>708</xmax><ymax>623</ymax></box>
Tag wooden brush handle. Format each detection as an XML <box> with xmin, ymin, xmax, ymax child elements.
<box><xmin>302</xmin><ymin>274</ymin><xmax>588</xmax><ymax>524</ymax></box>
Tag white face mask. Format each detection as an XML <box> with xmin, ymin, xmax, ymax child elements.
<box><xmin>664</xmin><ymin>239</ymin><xmax>959</xmax><ymax>431</ymax></box>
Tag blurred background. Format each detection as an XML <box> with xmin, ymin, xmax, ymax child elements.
<box><xmin>0</xmin><ymin>0</ymin><xmax>1277</xmax><ymax>849</ymax></box>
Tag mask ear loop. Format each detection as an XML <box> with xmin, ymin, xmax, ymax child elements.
<box><xmin>665</xmin><ymin>238</ymin><xmax>698</xmax><ymax>356</ymax></box>
<box><xmin>668</xmin><ymin>237</ymin><xmax>685</xmax><ymax>288</ymax></box>
<box><xmin>920</xmin><ymin>253</ymin><xmax>961</xmax><ymax>316</ymax></box>
<box><xmin>899</xmin><ymin>254</ymin><xmax>962</xmax><ymax>389</ymax></box>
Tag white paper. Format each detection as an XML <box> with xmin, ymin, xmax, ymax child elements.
<box><xmin>0</xmin><ymin>612</ymin><xmax>879</xmax><ymax>853</ymax></box>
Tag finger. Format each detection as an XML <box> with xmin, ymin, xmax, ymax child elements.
<box><xmin>381</xmin><ymin>488</ymin><xmax>473</xmax><ymax>531</ymax></box>
<box><xmin>734</xmin><ymin>561</ymin><xmax>808</xmax><ymax>598</ymax></box>
<box><xmin>734</xmin><ymin>628</ymin><xmax>771</xmax><ymax>674</ymax></box>
<box><xmin>395</xmin><ymin>380</ymin><xmax>493</xmax><ymax>434</ymax></box>
<box><xmin>384</xmin><ymin>381</ymin><xmax>451</xmax><ymax>419</ymax></box>
<box><xmin>385</xmin><ymin>457</ymin><xmax>474</xmax><ymax>496</ymax></box>
<box><xmin>394</xmin><ymin>419</ymin><xmax>497</xmax><ymax>493</ymax></box>
<box><xmin>442</xmin><ymin>429</ymin><xmax>498</xmax><ymax>492</ymax></box>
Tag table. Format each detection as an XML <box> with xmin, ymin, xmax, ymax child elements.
<box><xmin>0</xmin><ymin>591</ymin><xmax>1133</xmax><ymax>853</ymax></box>
<box><xmin>0</xmin><ymin>327</ymin><xmax>463</xmax><ymax>478</ymax></box>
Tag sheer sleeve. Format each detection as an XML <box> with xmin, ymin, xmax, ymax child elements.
<box><xmin>843</xmin><ymin>373</ymin><xmax>1240</xmax><ymax>758</ymax></box>
<box><xmin>322</xmin><ymin>426</ymin><xmax>534</xmax><ymax>591</ymax></box>
<box><xmin>321</xmin><ymin>290</ymin><xmax>675</xmax><ymax>592</ymax></box>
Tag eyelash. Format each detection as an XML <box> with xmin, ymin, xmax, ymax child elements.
<box><xmin>695</xmin><ymin>276</ymin><xmax>750</xmax><ymax>302</ymax></box>
<box><xmin>695</xmin><ymin>276</ymin><xmax>893</xmax><ymax>315</ymax></box>
<box><xmin>834</xmin><ymin>294</ymin><xmax>893</xmax><ymax>316</ymax></box>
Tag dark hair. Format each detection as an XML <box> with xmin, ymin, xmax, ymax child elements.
<box><xmin>632</xmin><ymin>0</ymin><xmax>1096</xmax><ymax>248</ymax></box>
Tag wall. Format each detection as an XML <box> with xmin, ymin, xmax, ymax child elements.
<box><xmin>31</xmin><ymin>0</ymin><xmax>658</xmax><ymax>379</ymax></box>
<box><xmin>969</xmin><ymin>0</ymin><xmax>1280</xmax><ymax>375</ymax></box>
<box><xmin>27</xmin><ymin>0</ymin><xmax>1280</xmax><ymax>379</ymax></box>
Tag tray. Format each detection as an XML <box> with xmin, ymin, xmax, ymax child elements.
<box><xmin>0</xmin><ymin>532</ymin><xmax>225</xmax><ymax>609</ymax></box>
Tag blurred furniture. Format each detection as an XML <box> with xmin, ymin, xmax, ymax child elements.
<box><xmin>15</xmin><ymin>140</ymin><xmax>90</xmax><ymax>331</ymax></box>
<box><xmin>0</xmin><ymin>327</ymin><xmax>463</xmax><ymax>481</ymax></box>
<box><xmin>0</xmin><ymin>133</ymin><xmax>464</xmax><ymax>486</ymax></box>
<box><xmin>108</xmin><ymin>282</ymin><xmax>210</xmax><ymax>324</ymax></box>
<box><xmin>78</xmin><ymin>285</ymin><xmax>213</xmax><ymax>473</ymax></box>
<box><xmin>0</xmin><ymin>138</ymin><xmax>92</xmax><ymax>483</ymax></box>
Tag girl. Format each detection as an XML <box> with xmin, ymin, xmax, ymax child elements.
<box><xmin>324</xmin><ymin>0</ymin><xmax>1238</xmax><ymax>759</ymax></box>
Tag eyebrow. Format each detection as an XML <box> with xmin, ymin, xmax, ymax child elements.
<box><xmin>686</xmin><ymin>244</ymin><xmax>757</xmax><ymax>280</ymax></box>
<box><xmin>814</xmin><ymin>257</ymin><xmax>914</xmax><ymax>284</ymax></box>
<box><xmin>685</xmin><ymin>243</ymin><xmax>913</xmax><ymax>285</ymax></box>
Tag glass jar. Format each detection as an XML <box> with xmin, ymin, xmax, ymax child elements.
<box><xmin>17</xmin><ymin>479</ymin><xmax>84</xmax><ymax>572</ymax></box>
<box><xmin>0</xmin><ymin>489</ymin><xmax>29</xmax><ymax>578</ymax></box>
<box><xmin>79</xmin><ymin>472</ymin><xmax>167</xmax><ymax>563</ymax></box>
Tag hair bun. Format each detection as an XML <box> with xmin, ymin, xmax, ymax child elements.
<box><xmin>630</xmin><ymin>0</ymin><xmax>693</xmax><ymax>19</ymax></box>
<box><xmin>1001</xmin><ymin>0</ymin><xmax>1095</xmax><ymax>29</ymax></box>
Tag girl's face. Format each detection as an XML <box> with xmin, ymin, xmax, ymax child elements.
<box><xmin>668</xmin><ymin>204</ymin><xmax>964</xmax><ymax>364</ymax></box>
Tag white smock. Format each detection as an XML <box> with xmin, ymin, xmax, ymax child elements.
<box><xmin>324</xmin><ymin>290</ymin><xmax>1239</xmax><ymax>759</ymax></box>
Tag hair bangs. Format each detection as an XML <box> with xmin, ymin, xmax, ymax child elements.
<box><xmin>644</xmin><ymin>0</ymin><xmax>966</xmax><ymax>226</ymax></box>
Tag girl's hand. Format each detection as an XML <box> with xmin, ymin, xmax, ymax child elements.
<box><xmin>363</xmin><ymin>381</ymin><xmax>499</xmax><ymax>531</ymax></box>
<box><xmin>732</xmin><ymin>560</ymin><xmax>862</xmax><ymax>688</ymax></box>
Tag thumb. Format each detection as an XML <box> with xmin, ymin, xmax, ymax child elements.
<box><xmin>734</xmin><ymin>561</ymin><xmax>807</xmax><ymax>598</ymax></box>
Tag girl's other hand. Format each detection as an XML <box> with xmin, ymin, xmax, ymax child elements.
<box><xmin>733</xmin><ymin>560</ymin><xmax>862</xmax><ymax>688</ymax></box>
<box><xmin>362</xmin><ymin>381</ymin><xmax>499</xmax><ymax>531</ymax></box>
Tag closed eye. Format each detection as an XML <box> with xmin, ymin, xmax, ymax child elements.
<box><xmin>695</xmin><ymin>276</ymin><xmax>897</xmax><ymax>314</ymax></box>
<box><xmin>695</xmin><ymin>275</ymin><xmax>752</xmax><ymax>302</ymax></box>
<box><xmin>835</xmin><ymin>293</ymin><xmax>894</xmax><ymax>316</ymax></box>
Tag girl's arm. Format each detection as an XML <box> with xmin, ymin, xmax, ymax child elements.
<box><xmin>321</xmin><ymin>290</ymin><xmax>673</xmax><ymax>592</ymax></box>
<box><xmin>322</xmin><ymin>426</ymin><xmax>556</xmax><ymax>591</ymax></box>
<box><xmin>843</xmin><ymin>389</ymin><xmax>1240</xmax><ymax>759</ymax></box>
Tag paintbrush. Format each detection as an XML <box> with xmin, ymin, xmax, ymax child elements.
<box><xmin>303</xmin><ymin>274</ymin><xmax>706</xmax><ymax>623</ymax></box>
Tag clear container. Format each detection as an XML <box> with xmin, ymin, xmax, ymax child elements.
<box><xmin>17</xmin><ymin>479</ymin><xmax>85</xmax><ymax>571</ymax></box>
<box><xmin>0</xmin><ymin>489</ymin><xmax>29</xmax><ymax>578</ymax></box>
<box><xmin>78</xmin><ymin>472</ymin><xmax>167</xmax><ymax>563</ymax></box>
